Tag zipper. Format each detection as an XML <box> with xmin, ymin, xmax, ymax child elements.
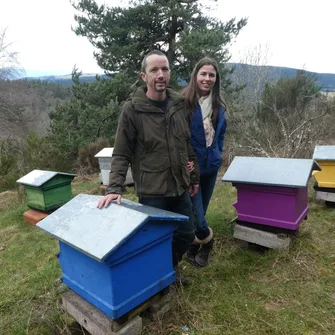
<box><xmin>165</xmin><ymin>113</ymin><xmax>173</xmax><ymax>173</ymax></box>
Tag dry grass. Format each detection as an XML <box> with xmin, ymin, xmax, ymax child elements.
<box><xmin>0</xmin><ymin>191</ymin><xmax>21</xmax><ymax>212</ymax></box>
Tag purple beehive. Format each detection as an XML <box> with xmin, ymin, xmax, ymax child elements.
<box><xmin>222</xmin><ymin>157</ymin><xmax>320</xmax><ymax>230</ymax></box>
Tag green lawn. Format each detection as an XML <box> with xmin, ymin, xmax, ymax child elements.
<box><xmin>1</xmin><ymin>176</ymin><xmax>334</xmax><ymax>335</ymax></box>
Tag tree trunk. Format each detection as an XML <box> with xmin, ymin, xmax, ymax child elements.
<box><xmin>167</xmin><ymin>14</ymin><xmax>177</xmax><ymax>66</ymax></box>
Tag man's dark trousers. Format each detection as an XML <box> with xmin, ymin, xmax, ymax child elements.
<box><xmin>139</xmin><ymin>191</ymin><xmax>195</xmax><ymax>266</ymax></box>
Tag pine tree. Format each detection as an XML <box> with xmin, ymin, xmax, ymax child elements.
<box><xmin>73</xmin><ymin>0</ymin><xmax>247</xmax><ymax>84</ymax></box>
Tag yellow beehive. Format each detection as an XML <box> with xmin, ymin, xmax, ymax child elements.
<box><xmin>312</xmin><ymin>146</ymin><xmax>335</xmax><ymax>188</ymax></box>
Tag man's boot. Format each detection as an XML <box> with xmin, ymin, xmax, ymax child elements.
<box><xmin>186</xmin><ymin>240</ymin><xmax>200</xmax><ymax>266</ymax></box>
<box><xmin>194</xmin><ymin>228</ymin><xmax>214</xmax><ymax>268</ymax></box>
<box><xmin>175</xmin><ymin>267</ymin><xmax>190</xmax><ymax>286</ymax></box>
<box><xmin>172</xmin><ymin>244</ymin><xmax>189</xmax><ymax>286</ymax></box>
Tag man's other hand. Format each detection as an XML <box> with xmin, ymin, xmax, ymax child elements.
<box><xmin>97</xmin><ymin>193</ymin><xmax>122</xmax><ymax>208</ymax></box>
<box><xmin>188</xmin><ymin>184</ymin><xmax>199</xmax><ymax>197</ymax></box>
<box><xmin>187</xmin><ymin>161</ymin><xmax>195</xmax><ymax>173</ymax></box>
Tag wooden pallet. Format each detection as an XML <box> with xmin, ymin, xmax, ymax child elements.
<box><xmin>61</xmin><ymin>287</ymin><xmax>175</xmax><ymax>335</ymax></box>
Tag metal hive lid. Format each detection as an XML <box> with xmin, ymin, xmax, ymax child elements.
<box><xmin>37</xmin><ymin>194</ymin><xmax>187</xmax><ymax>262</ymax></box>
<box><xmin>16</xmin><ymin>170</ymin><xmax>76</xmax><ymax>187</ymax></box>
<box><xmin>313</xmin><ymin>146</ymin><xmax>335</xmax><ymax>161</ymax></box>
<box><xmin>94</xmin><ymin>147</ymin><xmax>114</xmax><ymax>158</ymax></box>
<box><xmin>222</xmin><ymin>156</ymin><xmax>321</xmax><ymax>188</ymax></box>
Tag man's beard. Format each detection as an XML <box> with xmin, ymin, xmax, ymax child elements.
<box><xmin>154</xmin><ymin>82</ymin><xmax>167</xmax><ymax>92</ymax></box>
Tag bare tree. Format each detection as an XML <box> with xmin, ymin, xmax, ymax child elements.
<box><xmin>0</xmin><ymin>28</ymin><xmax>27</xmax><ymax>138</ymax></box>
<box><xmin>231</xmin><ymin>43</ymin><xmax>278</xmax><ymax>106</ymax></box>
<box><xmin>227</xmin><ymin>54</ymin><xmax>335</xmax><ymax>160</ymax></box>
<box><xmin>0</xmin><ymin>27</ymin><xmax>24</xmax><ymax>80</ymax></box>
<box><xmin>241</xmin><ymin>95</ymin><xmax>335</xmax><ymax>158</ymax></box>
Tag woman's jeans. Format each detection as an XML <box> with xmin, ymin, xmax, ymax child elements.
<box><xmin>192</xmin><ymin>171</ymin><xmax>218</xmax><ymax>240</ymax></box>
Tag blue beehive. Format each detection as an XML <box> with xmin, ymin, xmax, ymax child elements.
<box><xmin>37</xmin><ymin>194</ymin><xmax>185</xmax><ymax>319</ymax></box>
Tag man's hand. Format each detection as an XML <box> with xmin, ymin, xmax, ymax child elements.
<box><xmin>188</xmin><ymin>184</ymin><xmax>199</xmax><ymax>197</ymax></box>
<box><xmin>187</xmin><ymin>161</ymin><xmax>195</xmax><ymax>173</ymax></box>
<box><xmin>97</xmin><ymin>193</ymin><xmax>122</xmax><ymax>208</ymax></box>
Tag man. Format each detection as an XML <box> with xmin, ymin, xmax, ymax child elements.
<box><xmin>97</xmin><ymin>50</ymin><xmax>200</xmax><ymax>284</ymax></box>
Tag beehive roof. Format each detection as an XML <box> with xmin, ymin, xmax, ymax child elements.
<box><xmin>16</xmin><ymin>170</ymin><xmax>76</xmax><ymax>187</ymax></box>
<box><xmin>313</xmin><ymin>146</ymin><xmax>335</xmax><ymax>161</ymax></box>
<box><xmin>222</xmin><ymin>156</ymin><xmax>320</xmax><ymax>188</ymax></box>
<box><xmin>37</xmin><ymin>194</ymin><xmax>187</xmax><ymax>262</ymax></box>
<box><xmin>94</xmin><ymin>147</ymin><xmax>114</xmax><ymax>158</ymax></box>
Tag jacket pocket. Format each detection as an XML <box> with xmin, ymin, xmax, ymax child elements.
<box><xmin>140</xmin><ymin>156</ymin><xmax>170</xmax><ymax>195</ymax></box>
<box><xmin>180</xmin><ymin>153</ymin><xmax>191</xmax><ymax>188</ymax></box>
<box><xmin>172</xmin><ymin>114</ymin><xmax>189</xmax><ymax>140</ymax></box>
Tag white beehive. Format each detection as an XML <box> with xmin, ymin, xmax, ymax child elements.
<box><xmin>94</xmin><ymin>147</ymin><xmax>133</xmax><ymax>186</ymax></box>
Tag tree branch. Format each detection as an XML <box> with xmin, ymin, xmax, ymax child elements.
<box><xmin>289</xmin><ymin>107</ymin><xmax>328</xmax><ymax>138</ymax></box>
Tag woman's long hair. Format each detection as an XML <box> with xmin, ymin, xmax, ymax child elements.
<box><xmin>181</xmin><ymin>57</ymin><xmax>226</xmax><ymax>126</ymax></box>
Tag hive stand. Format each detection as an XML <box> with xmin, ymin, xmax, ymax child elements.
<box><xmin>61</xmin><ymin>287</ymin><xmax>176</xmax><ymax>335</ymax></box>
<box><xmin>23</xmin><ymin>209</ymin><xmax>49</xmax><ymax>225</ymax></box>
<box><xmin>229</xmin><ymin>218</ymin><xmax>298</xmax><ymax>250</ymax></box>
<box><xmin>233</xmin><ymin>223</ymin><xmax>292</xmax><ymax>250</ymax></box>
<box><xmin>314</xmin><ymin>185</ymin><xmax>335</xmax><ymax>208</ymax></box>
<box><xmin>222</xmin><ymin>157</ymin><xmax>320</xmax><ymax>249</ymax></box>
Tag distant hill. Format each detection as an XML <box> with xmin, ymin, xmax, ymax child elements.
<box><xmin>227</xmin><ymin>64</ymin><xmax>335</xmax><ymax>92</ymax></box>
<box><xmin>25</xmin><ymin>65</ymin><xmax>335</xmax><ymax>92</ymax></box>
<box><xmin>25</xmin><ymin>73</ymin><xmax>108</xmax><ymax>86</ymax></box>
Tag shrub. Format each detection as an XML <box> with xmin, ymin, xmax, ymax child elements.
<box><xmin>228</xmin><ymin>71</ymin><xmax>335</xmax><ymax>158</ymax></box>
<box><xmin>78</xmin><ymin>137</ymin><xmax>110</xmax><ymax>175</ymax></box>
<box><xmin>0</xmin><ymin>132</ymin><xmax>73</xmax><ymax>192</ymax></box>
<box><xmin>0</xmin><ymin>138</ymin><xmax>20</xmax><ymax>191</ymax></box>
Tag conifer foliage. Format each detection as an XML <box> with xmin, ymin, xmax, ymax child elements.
<box><xmin>72</xmin><ymin>0</ymin><xmax>247</xmax><ymax>80</ymax></box>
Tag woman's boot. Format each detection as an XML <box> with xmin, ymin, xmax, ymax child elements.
<box><xmin>194</xmin><ymin>228</ymin><xmax>214</xmax><ymax>268</ymax></box>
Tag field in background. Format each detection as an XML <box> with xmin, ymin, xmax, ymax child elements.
<box><xmin>1</xmin><ymin>175</ymin><xmax>335</xmax><ymax>335</ymax></box>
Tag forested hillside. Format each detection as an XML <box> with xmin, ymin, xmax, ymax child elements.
<box><xmin>229</xmin><ymin>64</ymin><xmax>335</xmax><ymax>92</ymax></box>
<box><xmin>25</xmin><ymin>64</ymin><xmax>335</xmax><ymax>92</ymax></box>
<box><xmin>0</xmin><ymin>80</ymin><xmax>70</xmax><ymax>139</ymax></box>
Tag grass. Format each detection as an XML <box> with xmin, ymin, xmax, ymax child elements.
<box><xmin>1</xmin><ymin>175</ymin><xmax>335</xmax><ymax>334</ymax></box>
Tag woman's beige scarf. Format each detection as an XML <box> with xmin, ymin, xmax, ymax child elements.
<box><xmin>199</xmin><ymin>91</ymin><xmax>215</xmax><ymax>147</ymax></box>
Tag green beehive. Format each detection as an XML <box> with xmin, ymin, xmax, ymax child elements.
<box><xmin>17</xmin><ymin>170</ymin><xmax>76</xmax><ymax>212</ymax></box>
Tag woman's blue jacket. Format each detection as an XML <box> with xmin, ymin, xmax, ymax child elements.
<box><xmin>189</xmin><ymin>104</ymin><xmax>227</xmax><ymax>176</ymax></box>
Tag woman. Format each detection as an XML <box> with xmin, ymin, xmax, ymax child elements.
<box><xmin>182</xmin><ymin>57</ymin><xmax>227</xmax><ymax>267</ymax></box>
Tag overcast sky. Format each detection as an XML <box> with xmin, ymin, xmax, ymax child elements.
<box><xmin>1</xmin><ymin>0</ymin><xmax>334</xmax><ymax>77</ymax></box>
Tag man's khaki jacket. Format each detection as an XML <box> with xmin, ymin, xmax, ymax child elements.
<box><xmin>106</xmin><ymin>87</ymin><xmax>200</xmax><ymax>197</ymax></box>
